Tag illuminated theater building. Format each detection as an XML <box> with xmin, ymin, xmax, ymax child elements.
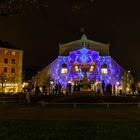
<box><xmin>33</xmin><ymin>35</ymin><xmax>133</xmax><ymax>95</ymax></box>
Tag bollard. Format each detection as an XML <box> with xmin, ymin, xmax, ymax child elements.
<box><xmin>40</xmin><ymin>101</ymin><xmax>46</xmax><ymax>107</ymax></box>
<box><xmin>137</xmin><ymin>103</ymin><xmax>140</xmax><ymax>108</ymax></box>
<box><xmin>74</xmin><ymin>103</ymin><xmax>77</xmax><ymax>109</ymax></box>
<box><xmin>3</xmin><ymin>100</ymin><xmax>5</xmax><ymax>105</ymax></box>
<box><xmin>106</xmin><ymin>103</ymin><xmax>110</xmax><ymax>109</ymax></box>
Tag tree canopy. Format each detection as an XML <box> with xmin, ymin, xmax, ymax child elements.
<box><xmin>0</xmin><ymin>0</ymin><xmax>47</xmax><ymax>16</ymax></box>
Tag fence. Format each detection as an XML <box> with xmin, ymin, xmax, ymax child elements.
<box><xmin>40</xmin><ymin>102</ymin><xmax>140</xmax><ymax>109</ymax></box>
<box><xmin>0</xmin><ymin>96</ymin><xmax>25</xmax><ymax>104</ymax></box>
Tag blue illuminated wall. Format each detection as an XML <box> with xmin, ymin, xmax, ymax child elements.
<box><xmin>50</xmin><ymin>47</ymin><xmax>122</xmax><ymax>88</ymax></box>
<box><xmin>99</xmin><ymin>56</ymin><xmax>121</xmax><ymax>86</ymax></box>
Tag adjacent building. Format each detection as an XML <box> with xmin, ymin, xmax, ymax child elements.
<box><xmin>0</xmin><ymin>40</ymin><xmax>23</xmax><ymax>93</ymax></box>
<box><xmin>32</xmin><ymin>35</ymin><xmax>133</xmax><ymax>95</ymax></box>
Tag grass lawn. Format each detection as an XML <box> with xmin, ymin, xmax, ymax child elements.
<box><xmin>0</xmin><ymin>120</ymin><xmax>140</xmax><ymax>140</ymax></box>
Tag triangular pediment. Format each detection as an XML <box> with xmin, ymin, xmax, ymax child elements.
<box><xmin>81</xmin><ymin>34</ymin><xmax>87</xmax><ymax>40</ymax></box>
<box><xmin>59</xmin><ymin>34</ymin><xmax>110</xmax><ymax>56</ymax></box>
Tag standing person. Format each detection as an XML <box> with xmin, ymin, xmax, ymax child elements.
<box><xmin>68</xmin><ymin>83</ymin><xmax>72</xmax><ymax>93</ymax></box>
<box><xmin>105</xmin><ymin>84</ymin><xmax>109</xmax><ymax>96</ymax></box>
<box><xmin>96</xmin><ymin>82</ymin><xmax>101</xmax><ymax>95</ymax></box>
<box><xmin>102</xmin><ymin>80</ymin><xmax>105</xmax><ymax>95</ymax></box>
<box><xmin>55</xmin><ymin>83</ymin><xmax>58</xmax><ymax>95</ymax></box>
<box><xmin>58</xmin><ymin>82</ymin><xmax>62</xmax><ymax>94</ymax></box>
<box><xmin>66</xmin><ymin>83</ymin><xmax>71</xmax><ymax>94</ymax></box>
<box><xmin>113</xmin><ymin>85</ymin><xmax>116</xmax><ymax>96</ymax></box>
<box><xmin>77</xmin><ymin>82</ymin><xmax>81</xmax><ymax>91</ymax></box>
<box><xmin>35</xmin><ymin>85</ymin><xmax>40</xmax><ymax>96</ymax></box>
<box><xmin>52</xmin><ymin>84</ymin><xmax>55</xmax><ymax>95</ymax></box>
<box><xmin>26</xmin><ymin>90</ymin><xmax>30</xmax><ymax>104</ymax></box>
<box><xmin>73</xmin><ymin>82</ymin><xmax>76</xmax><ymax>92</ymax></box>
<box><xmin>108</xmin><ymin>83</ymin><xmax>112</xmax><ymax>96</ymax></box>
<box><xmin>131</xmin><ymin>83</ymin><xmax>136</xmax><ymax>95</ymax></box>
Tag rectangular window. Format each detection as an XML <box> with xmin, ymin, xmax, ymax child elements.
<box><xmin>89</xmin><ymin>66</ymin><xmax>94</xmax><ymax>72</ymax></box>
<box><xmin>11</xmin><ymin>67</ymin><xmax>15</xmax><ymax>73</ymax></box>
<box><xmin>74</xmin><ymin>66</ymin><xmax>79</xmax><ymax>72</ymax></box>
<box><xmin>101</xmin><ymin>68</ymin><xmax>108</xmax><ymax>74</ymax></box>
<box><xmin>5</xmin><ymin>50</ymin><xmax>8</xmax><ymax>55</ymax></box>
<box><xmin>4</xmin><ymin>58</ymin><xmax>8</xmax><ymax>64</ymax></box>
<box><xmin>4</xmin><ymin>67</ymin><xmax>7</xmax><ymax>73</ymax></box>
<box><xmin>61</xmin><ymin>68</ymin><xmax>67</xmax><ymax>74</ymax></box>
<box><xmin>12</xmin><ymin>51</ymin><xmax>16</xmax><ymax>55</ymax></box>
<box><xmin>11</xmin><ymin>59</ymin><xmax>15</xmax><ymax>64</ymax></box>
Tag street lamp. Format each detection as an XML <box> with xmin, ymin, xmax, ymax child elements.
<box><xmin>0</xmin><ymin>73</ymin><xmax>6</xmax><ymax>94</ymax></box>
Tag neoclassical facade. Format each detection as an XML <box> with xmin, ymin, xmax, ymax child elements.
<box><xmin>33</xmin><ymin>35</ymin><xmax>133</xmax><ymax>95</ymax></box>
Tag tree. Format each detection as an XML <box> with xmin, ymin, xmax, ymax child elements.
<box><xmin>0</xmin><ymin>0</ymin><xmax>48</xmax><ymax>16</ymax></box>
<box><xmin>0</xmin><ymin>73</ymin><xmax>6</xmax><ymax>93</ymax></box>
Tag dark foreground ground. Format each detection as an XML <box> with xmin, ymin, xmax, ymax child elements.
<box><xmin>0</xmin><ymin>120</ymin><xmax>140</xmax><ymax>140</ymax></box>
<box><xmin>0</xmin><ymin>95</ymin><xmax>140</xmax><ymax>139</ymax></box>
<box><xmin>0</xmin><ymin>103</ymin><xmax>140</xmax><ymax>121</ymax></box>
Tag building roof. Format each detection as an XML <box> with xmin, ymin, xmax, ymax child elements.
<box><xmin>0</xmin><ymin>40</ymin><xmax>22</xmax><ymax>50</ymax></box>
<box><xmin>81</xmin><ymin>34</ymin><xmax>87</xmax><ymax>40</ymax></box>
<box><xmin>59</xmin><ymin>34</ymin><xmax>110</xmax><ymax>56</ymax></box>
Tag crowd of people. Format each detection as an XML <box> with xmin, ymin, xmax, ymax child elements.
<box><xmin>52</xmin><ymin>82</ymin><xmax>62</xmax><ymax>95</ymax></box>
<box><xmin>101</xmin><ymin>80</ymin><xmax>114</xmax><ymax>96</ymax></box>
<box><xmin>23</xmin><ymin>80</ymin><xmax>138</xmax><ymax>103</ymax></box>
<box><xmin>24</xmin><ymin>80</ymin><xmax>137</xmax><ymax>96</ymax></box>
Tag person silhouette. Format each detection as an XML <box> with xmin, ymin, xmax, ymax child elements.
<box><xmin>102</xmin><ymin>80</ymin><xmax>105</xmax><ymax>95</ymax></box>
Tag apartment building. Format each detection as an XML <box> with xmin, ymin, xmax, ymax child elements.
<box><xmin>0</xmin><ymin>40</ymin><xmax>23</xmax><ymax>93</ymax></box>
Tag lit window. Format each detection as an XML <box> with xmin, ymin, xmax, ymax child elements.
<box><xmin>90</xmin><ymin>66</ymin><xmax>94</xmax><ymax>72</ymax></box>
<box><xmin>4</xmin><ymin>58</ymin><xmax>8</xmax><ymax>63</ymax></box>
<box><xmin>5</xmin><ymin>50</ymin><xmax>8</xmax><ymax>55</ymax></box>
<box><xmin>82</xmin><ymin>62</ymin><xmax>88</xmax><ymax>72</ymax></box>
<box><xmin>73</xmin><ymin>61</ymin><xmax>79</xmax><ymax>72</ymax></box>
<box><xmin>82</xmin><ymin>62</ymin><xmax>88</xmax><ymax>68</ymax></box>
<box><xmin>101</xmin><ymin>64</ymin><xmax>108</xmax><ymax>74</ymax></box>
<box><xmin>61</xmin><ymin>68</ymin><xmax>68</xmax><ymax>74</ymax></box>
<box><xmin>61</xmin><ymin>64</ymin><xmax>68</xmax><ymax>74</ymax></box>
<box><xmin>101</xmin><ymin>68</ymin><xmax>108</xmax><ymax>74</ymax></box>
<box><xmin>90</xmin><ymin>61</ymin><xmax>95</xmax><ymax>72</ymax></box>
<box><xmin>12</xmin><ymin>51</ymin><xmax>16</xmax><ymax>55</ymax></box>
<box><xmin>75</xmin><ymin>66</ymin><xmax>79</xmax><ymax>72</ymax></box>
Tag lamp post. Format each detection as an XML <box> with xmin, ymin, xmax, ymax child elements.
<box><xmin>0</xmin><ymin>73</ymin><xmax>5</xmax><ymax>94</ymax></box>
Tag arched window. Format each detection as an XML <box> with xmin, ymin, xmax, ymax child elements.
<box><xmin>90</xmin><ymin>61</ymin><xmax>95</xmax><ymax>72</ymax></box>
<box><xmin>81</xmin><ymin>62</ymin><xmax>88</xmax><ymax>72</ymax></box>
<box><xmin>101</xmin><ymin>64</ymin><xmax>108</xmax><ymax>74</ymax></box>
<box><xmin>61</xmin><ymin>63</ymin><xmax>68</xmax><ymax>74</ymax></box>
<box><xmin>82</xmin><ymin>62</ymin><xmax>88</xmax><ymax>68</ymax></box>
<box><xmin>73</xmin><ymin>61</ymin><xmax>79</xmax><ymax>72</ymax></box>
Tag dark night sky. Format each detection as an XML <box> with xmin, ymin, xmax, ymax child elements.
<box><xmin>0</xmin><ymin>0</ymin><xmax>140</xmax><ymax>77</ymax></box>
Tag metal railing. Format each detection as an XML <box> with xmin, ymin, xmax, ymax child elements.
<box><xmin>39</xmin><ymin>102</ymin><xmax>140</xmax><ymax>109</ymax></box>
<box><xmin>0</xmin><ymin>96</ymin><xmax>25</xmax><ymax>104</ymax></box>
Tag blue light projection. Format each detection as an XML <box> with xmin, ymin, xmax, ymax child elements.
<box><xmin>50</xmin><ymin>47</ymin><xmax>122</xmax><ymax>88</ymax></box>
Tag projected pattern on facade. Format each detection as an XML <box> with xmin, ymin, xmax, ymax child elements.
<box><xmin>50</xmin><ymin>47</ymin><xmax>121</xmax><ymax>88</ymax></box>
